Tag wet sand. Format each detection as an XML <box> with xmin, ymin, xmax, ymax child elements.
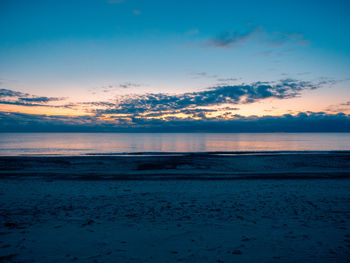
<box><xmin>1</xmin><ymin>152</ymin><xmax>350</xmax><ymax>262</ymax></box>
<box><xmin>0</xmin><ymin>152</ymin><xmax>350</xmax><ymax>179</ymax></box>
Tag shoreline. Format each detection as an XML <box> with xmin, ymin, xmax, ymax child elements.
<box><xmin>1</xmin><ymin>151</ymin><xmax>349</xmax><ymax>180</ymax></box>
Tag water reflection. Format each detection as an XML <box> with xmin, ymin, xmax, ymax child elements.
<box><xmin>0</xmin><ymin>133</ymin><xmax>349</xmax><ymax>155</ymax></box>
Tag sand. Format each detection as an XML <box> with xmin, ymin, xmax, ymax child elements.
<box><xmin>0</xmin><ymin>152</ymin><xmax>350</xmax><ymax>179</ymax></box>
<box><xmin>1</xmin><ymin>152</ymin><xmax>350</xmax><ymax>262</ymax></box>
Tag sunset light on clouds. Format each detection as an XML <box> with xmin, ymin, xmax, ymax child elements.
<box><xmin>0</xmin><ymin>0</ymin><xmax>349</xmax><ymax>131</ymax></box>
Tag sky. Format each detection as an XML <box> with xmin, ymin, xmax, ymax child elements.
<box><xmin>0</xmin><ymin>0</ymin><xmax>350</xmax><ymax>132</ymax></box>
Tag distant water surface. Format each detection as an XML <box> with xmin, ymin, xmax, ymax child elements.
<box><xmin>0</xmin><ymin>133</ymin><xmax>349</xmax><ymax>156</ymax></box>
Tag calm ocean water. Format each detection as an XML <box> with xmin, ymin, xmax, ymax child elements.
<box><xmin>0</xmin><ymin>133</ymin><xmax>349</xmax><ymax>156</ymax></box>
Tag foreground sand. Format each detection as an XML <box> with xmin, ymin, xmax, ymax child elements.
<box><xmin>1</xmin><ymin>153</ymin><xmax>350</xmax><ymax>262</ymax></box>
<box><xmin>1</xmin><ymin>179</ymin><xmax>350</xmax><ymax>263</ymax></box>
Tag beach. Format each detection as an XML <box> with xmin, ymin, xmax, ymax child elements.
<box><xmin>2</xmin><ymin>0</ymin><xmax>350</xmax><ymax>261</ymax></box>
<box><xmin>1</xmin><ymin>152</ymin><xmax>350</xmax><ymax>179</ymax></box>
<box><xmin>1</xmin><ymin>152</ymin><xmax>350</xmax><ymax>262</ymax></box>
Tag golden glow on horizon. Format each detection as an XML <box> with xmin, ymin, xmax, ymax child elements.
<box><xmin>0</xmin><ymin>104</ymin><xmax>92</xmax><ymax>117</ymax></box>
<box><xmin>1</xmin><ymin>94</ymin><xmax>349</xmax><ymax>122</ymax></box>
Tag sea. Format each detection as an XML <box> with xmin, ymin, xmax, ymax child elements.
<box><xmin>0</xmin><ymin>132</ymin><xmax>349</xmax><ymax>156</ymax></box>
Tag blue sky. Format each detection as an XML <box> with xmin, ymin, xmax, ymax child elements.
<box><xmin>0</xmin><ymin>0</ymin><xmax>349</xmax><ymax>131</ymax></box>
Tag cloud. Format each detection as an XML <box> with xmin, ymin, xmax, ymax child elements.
<box><xmin>0</xmin><ymin>79</ymin><xmax>339</xmax><ymax>130</ymax></box>
<box><xmin>0</xmin><ymin>88</ymin><xmax>28</xmax><ymax>98</ymax></box>
<box><xmin>1</xmin><ymin>111</ymin><xmax>349</xmax><ymax>132</ymax></box>
<box><xmin>81</xmin><ymin>102</ymin><xmax>116</xmax><ymax>107</ymax></box>
<box><xmin>216</xmin><ymin>78</ymin><xmax>239</xmax><ymax>82</ymax></box>
<box><xmin>0</xmin><ymin>78</ymin><xmax>334</xmax><ymax>120</ymax></box>
<box><xmin>18</xmin><ymin>97</ymin><xmax>62</xmax><ymax>103</ymax></box>
<box><xmin>325</xmin><ymin>100</ymin><xmax>350</xmax><ymax>113</ymax></box>
<box><xmin>0</xmin><ymin>88</ymin><xmax>64</xmax><ymax>107</ymax></box>
<box><xmin>128</xmin><ymin>112</ymin><xmax>350</xmax><ymax>132</ymax></box>
<box><xmin>96</xmin><ymin>79</ymin><xmax>321</xmax><ymax>115</ymax></box>
<box><xmin>0</xmin><ymin>100</ymin><xmax>50</xmax><ymax>107</ymax></box>
<box><xmin>207</xmin><ymin>27</ymin><xmax>259</xmax><ymax>48</ymax></box>
<box><xmin>118</xmin><ymin>82</ymin><xmax>142</xmax><ymax>89</ymax></box>
<box><xmin>0</xmin><ymin>112</ymin><xmax>103</xmax><ymax>131</ymax></box>
<box><xmin>190</xmin><ymin>72</ymin><xmax>218</xmax><ymax>79</ymax></box>
<box><xmin>90</xmin><ymin>82</ymin><xmax>143</xmax><ymax>94</ymax></box>
<box><xmin>140</xmin><ymin>108</ymin><xmax>220</xmax><ymax>119</ymax></box>
<box><xmin>206</xmin><ymin>26</ymin><xmax>307</xmax><ymax>49</ymax></box>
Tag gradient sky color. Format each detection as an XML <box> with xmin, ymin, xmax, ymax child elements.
<box><xmin>0</xmin><ymin>0</ymin><xmax>349</xmax><ymax>131</ymax></box>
